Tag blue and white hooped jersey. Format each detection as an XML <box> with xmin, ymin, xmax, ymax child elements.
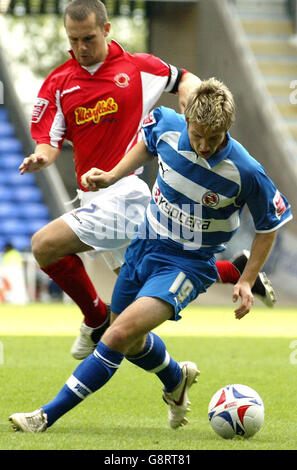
<box><xmin>140</xmin><ymin>106</ymin><xmax>292</xmax><ymax>254</ymax></box>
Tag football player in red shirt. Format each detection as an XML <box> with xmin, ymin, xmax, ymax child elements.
<box><xmin>19</xmin><ymin>0</ymin><xmax>275</xmax><ymax>360</ymax></box>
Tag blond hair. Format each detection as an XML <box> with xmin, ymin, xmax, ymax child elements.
<box><xmin>185</xmin><ymin>78</ymin><xmax>235</xmax><ymax>131</ymax></box>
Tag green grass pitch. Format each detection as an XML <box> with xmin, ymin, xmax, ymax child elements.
<box><xmin>0</xmin><ymin>303</ymin><xmax>297</xmax><ymax>450</ymax></box>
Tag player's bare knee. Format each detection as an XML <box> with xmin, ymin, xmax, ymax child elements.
<box><xmin>31</xmin><ymin>229</ymin><xmax>59</xmax><ymax>266</ymax></box>
<box><xmin>31</xmin><ymin>230</ymin><xmax>45</xmax><ymax>258</ymax></box>
<box><xmin>103</xmin><ymin>325</ymin><xmax>134</xmax><ymax>353</ymax></box>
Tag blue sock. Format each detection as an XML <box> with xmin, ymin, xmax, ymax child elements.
<box><xmin>126</xmin><ymin>332</ymin><xmax>182</xmax><ymax>392</ymax></box>
<box><xmin>42</xmin><ymin>342</ymin><xmax>124</xmax><ymax>427</ymax></box>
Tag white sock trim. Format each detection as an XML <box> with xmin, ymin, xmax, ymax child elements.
<box><xmin>126</xmin><ymin>332</ymin><xmax>154</xmax><ymax>361</ymax></box>
<box><xmin>148</xmin><ymin>351</ymin><xmax>170</xmax><ymax>374</ymax></box>
<box><xmin>93</xmin><ymin>349</ymin><xmax>121</xmax><ymax>368</ymax></box>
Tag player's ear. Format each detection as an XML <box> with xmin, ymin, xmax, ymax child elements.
<box><xmin>103</xmin><ymin>22</ymin><xmax>111</xmax><ymax>37</ymax></box>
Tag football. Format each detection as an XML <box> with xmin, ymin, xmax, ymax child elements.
<box><xmin>208</xmin><ymin>384</ymin><xmax>264</xmax><ymax>439</ymax></box>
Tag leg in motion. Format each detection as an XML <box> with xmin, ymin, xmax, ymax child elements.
<box><xmin>126</xmin><ymin>330</ymin><xmax>199</xmax><ymax>428</ymax></box>
<box><xmin>31</xmin><ymin>218</ymin><xmax>110</xmax><ymax>359</ymax></box>
<box><xmin>108</xmin><ymin>297</ymin><xmax>200</xmax><ymax>429</ymax></box>
<box><xmin>9</xmin><ymin>340</ymin><xmax>124</xmax><ymax>432</ymax></box>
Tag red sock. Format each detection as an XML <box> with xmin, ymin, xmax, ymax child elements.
<box><xmin>215</xmin><ymin>260</ymin><xmax>240</xmax><ymax>284</ymax></box>
<box><xmin>41</xmin><ymin>254</ymin><xmax>107</xmax><ymax>328</ymax></box>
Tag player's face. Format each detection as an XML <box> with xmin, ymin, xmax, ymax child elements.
<box><xmin>65</xmin><ymin>13</ymin><xmax>111</xmax><ymax>66</ymax></box>
<box><xmin>187</xmin><ymin>122</ymin><xmax>227</xmax><ymax>159</ymax></box>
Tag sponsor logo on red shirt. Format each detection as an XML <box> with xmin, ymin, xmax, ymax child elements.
<box><xmin>75</xmin><ymin>97</ymin><xmax>118</xmax><ymax>125</ymax></box>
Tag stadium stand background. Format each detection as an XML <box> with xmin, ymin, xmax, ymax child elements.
<box><xmin>0</xmin><ymin>0</ymin><xmax>296</xmax><ymax>304</ymax></box>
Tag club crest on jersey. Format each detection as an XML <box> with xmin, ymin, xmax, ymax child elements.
<box><xmin>75</xmin><ymin>97</ymin><xmax>118</xmax><ymax>125</ymax></box>
<box><xmin>202</xmin><ymin>191</ymin><xmax>220</xmax><ymax>207</ymax></box>
<box><xmin>31</xmin><ymin>98</ymin><xmax>49</xmax><ymax>123</ymax></box>
<box><xmin>273</xmin><ymin>190</ymin><xmax>286</xmax><ymax>219</ymax></box>
<box><xmin>114</xmin><ymin>73</ymin><xmax>130</xmax><ymax>88</ymax></box>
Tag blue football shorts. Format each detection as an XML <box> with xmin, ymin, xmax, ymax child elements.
<box><xmin>111</xmin><ymin>236</ymin><xmax>218</xmax><ymax>321</ymax></box>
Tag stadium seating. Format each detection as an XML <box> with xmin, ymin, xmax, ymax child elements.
<box><xmin>0</xmin><ymin>170</ymin><xmax>35</xmax><ymax>186</ymax></box>
<box><xmin>0</xmin><ymin>121</ymin><xmax>14</xmax><ymax>138</ymax></box>
<box><xmin>0</xmin><ymin>153</ymin><xmax>23</xmax><ymax>169</ymax></box>
<box><xmin>26</xmin><ymin>219</ymin><xmax>50</xmax><ymax>234</ymax></box>
<box><xmin>0</xmin><ymin>184</ymin><xmax>15</xmax><ymax>201</ymax></box>
<box><xmin>20</xmin><ymin>202</ymin><xmax>50</xmax><ymax>219</ymax></box>
<box><xmin>13</xmin><ymin>185</ymin><xmax>43</xmax><ymax>203</ymax></box>
<box><xmin>5</xmin><ymin>235</ymin><xmax>31</xmax><ymax>252</ymax></box>
<box><xmin>0</xmin><ymin>235</ymin><xmax>8</xmax><ymax>251</ymax></box>
<box><xmin>0</xmin><ymin>201</ymin><xmax>21</xmax><ymax>218</ymax></box>
<box><xmin>230</xmin><ymin>0</ymin><xmax>297</xmax><ymax>146</ymax></box>
<box><xmin>1</xmin><ymin>219</ymin><xmax>33</xmax><ymax>236</ymax></box>
<box><xmin>0</xmin><ymin>137</ymin><xmax>23</xmax><ymax>154</ymax></box>
<box><xmin>0</xmin><ymin>108</ymin><xmax>8</xmax><ymax>121</ymax></box>
<box><xmin>0</xmin><ymin>105</ymin><xmax>51</xmax><ymax>251</ymax></box>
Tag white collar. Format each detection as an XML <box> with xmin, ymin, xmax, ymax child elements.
<box><xmin>81</xmin><ymin>62</ymin><xmax>103</xmax><ymax>75</ymax></box>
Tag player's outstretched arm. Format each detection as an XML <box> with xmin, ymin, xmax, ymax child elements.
<box><xmin>19</xmin><ymin>143</ymin><xmax>60</xmax><ymax>174</ymax></box>
<box><xmin>232</xmin><ymin>230</ymin><xmax>278</xmax><ymax>319</ymax></box>
<box><xmin>177</xmin><ymin>72</ymin><xmax>201</xmax><ymax>113</ymax></box>
<box><xmin>81</xmin><ymin>141</ymin><xmax>154</xmax><ymax>191</ymax></box>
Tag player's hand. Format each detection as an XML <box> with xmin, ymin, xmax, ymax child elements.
<box><xmin>81</xmin><ymin>168</ymin><xmax>116</xmax><ymax>191</ymax></box>
<box><xmin>19</xmin><ymin>153</ymin><xmax>49</xmax><ymax>174</ymax></box>
<box><xmin>232</xmin><ymin>282</ymin><xmax>254</xmax><ymax>319</ymax></box>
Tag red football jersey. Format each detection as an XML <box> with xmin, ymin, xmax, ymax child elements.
<box><xmin>31</xmin><ymin>41</ymin><xmax>184</xmax><ymax>190</ymax></box>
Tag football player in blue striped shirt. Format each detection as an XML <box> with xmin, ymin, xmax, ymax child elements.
<box><xmin>10</xmin><ymin>78</ymin><xmax>292</xmax><ymax>433</ymax></box>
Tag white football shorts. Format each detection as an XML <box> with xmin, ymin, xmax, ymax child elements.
<box><xmin>61</xmin><ymin>175</ymin><xmax>151</xmax><ymax>271</ymax></box>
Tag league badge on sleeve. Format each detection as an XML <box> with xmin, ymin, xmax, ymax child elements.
<box><xmin>31</xmin><ymin>98</ymin><xmax>49</xmax><ymax>123</ymax></box>
<box><xmin>273</xmin><ymin>190</ymin><xmax>286</xmax><ymax>219</ymax></box>
<box><xmin>142</xmin><ymin>111</ymin><xmax>156</xmax><ymax>127</ymax></box>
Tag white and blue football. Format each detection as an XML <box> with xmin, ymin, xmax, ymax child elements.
<box><xmin>208</xmin><ymin>384</ymin><xmax>264</xmax><ymax>439</ymax></box>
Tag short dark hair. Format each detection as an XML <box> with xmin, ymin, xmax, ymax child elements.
<box><xmin>64</xmin><ymin>0</ymin><xmax>108</xmax><ymax>28</ymax></box>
